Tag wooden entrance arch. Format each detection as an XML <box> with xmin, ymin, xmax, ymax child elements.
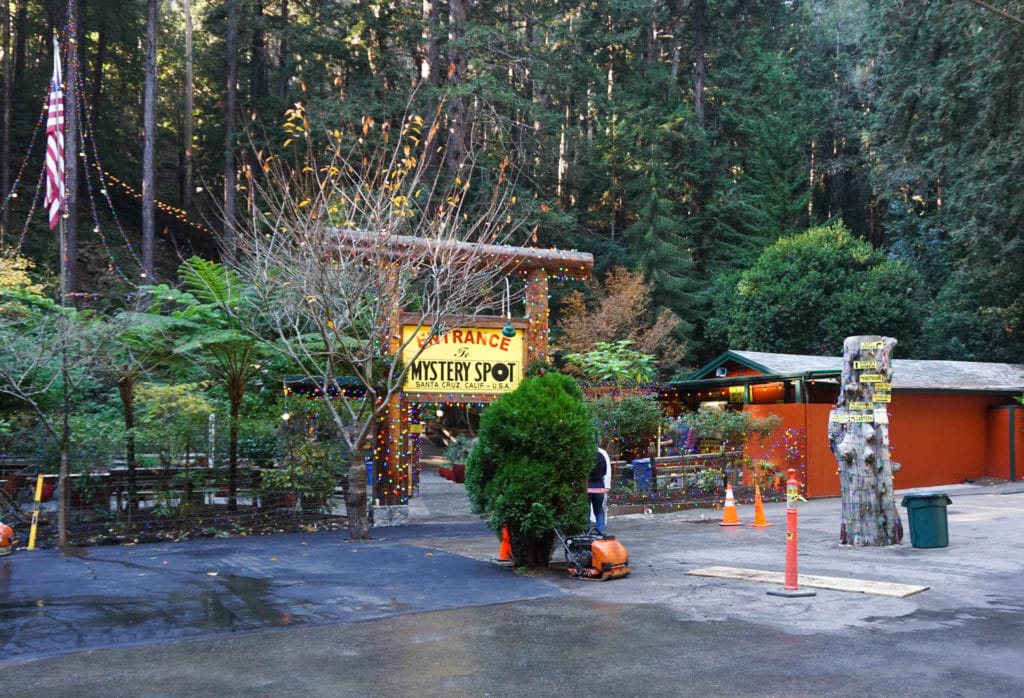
<box><xmin>364</xmin><ymin>232</ymin><xmax>594</xmax><ymax>507</ymax></box>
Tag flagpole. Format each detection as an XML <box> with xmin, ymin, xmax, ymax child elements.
<box><xmin>61</xmin><ymin>13</ymin><xmax>78</xmax><ymax>296</ymax></box>
<box><xmin>56</xmin><ymin>34</ymin><xmax>69</xmax><ymax>546</ymax></box>
<box><xmin>45</xmin><ymin>34</ymin><xmax>67</xmax><ymax>305</ymax></box>
<box><xmin>59</xmin><ymin>219</ymin><xmax>67</xmax><ymax>306</ymax></box>
<box><xmin>45</xmin><ymin>32</ymin><xmax>72</xmax><ymax>547</ymax></box>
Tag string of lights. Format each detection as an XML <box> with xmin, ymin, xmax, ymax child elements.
<box><xmin>71</xmin><ymin>59</ymin><xmax>144</xmax><ymax>284</ymax></box>
<box><xmin>14</xmin><ymin>167</ymin><xmax>47</xmax><ymax>254</ymax></box>
<box><xmin>279</xmin><ymin>247</ymin><xmax>591</xmax><ymax>506</ymax></box>
<box><xmin>1</xmin><ymin>100</ymin><xmax>48</xmax><ymax>252</ymax></box>
<box><xmin>5</xmin><ymin>0</ymin><xmax>213</xmax><ymax>281</ymax></box>
<box><xmin>100</xmin><ymin>169</ymin><xmax>215</xmax><ymax>239</ymax></box>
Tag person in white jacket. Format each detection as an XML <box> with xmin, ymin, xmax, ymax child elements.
<box><xmin>588</xmin><ymin>445</ymin><xmax>612</xmax><ymax>534</ymax></box>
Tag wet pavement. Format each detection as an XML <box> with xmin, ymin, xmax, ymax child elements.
<box><xmin>1</xmin><ymin>464</ymin><xmax>1023</xmax><ymax>696</ymax></box>
<box><xmin>0</xmin><ymin>464</ymin><xmax>558</xmax><ymax>663</ymax></box>
<box><xmin>0</xmin><ymin>525</ymin><xmax>564</xmax><ymax>661</ymax></box>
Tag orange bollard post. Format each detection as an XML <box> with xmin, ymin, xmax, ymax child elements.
<box><xmin>768</xmin><ymin>469</ymin><xmax>815</xmax><ymax>598</ymax></box>
<box><xmin>27</xmin><ymin>473</ymin><xmax>44</xmax><ymax>551</ymax></box>
<box><xmin>718</xmin><ymin>484</ymin><xmax>743</xmax><ymax>527</ymax></box>
<box><xmin>785</xmin><ymin>506</ymin><xmax>799</xmax><ymax>589</ymax></box>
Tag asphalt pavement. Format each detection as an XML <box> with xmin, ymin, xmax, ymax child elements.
<box><xmin>1</xmin><ymin>464</ymin><xmax>1022</xmax><ymax>697</ymax></box>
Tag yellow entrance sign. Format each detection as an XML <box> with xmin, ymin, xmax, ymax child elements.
<box><xmin>402</xmin><ymin>325</ymin><xmax>524</xmax><ymax>394</ymax></box>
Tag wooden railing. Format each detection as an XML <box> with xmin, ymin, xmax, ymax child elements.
<box><xmin>611</xmin><ymin>450</ymin><xmax>745</xmax><ymax>491</ymax></box>
<box><xmin>0</xmin><ymin>457</ymin><xmax>40</xmax><ymax>476</ymax></box>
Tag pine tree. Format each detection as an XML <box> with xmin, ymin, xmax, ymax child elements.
<box><xmin>623</xmin><ymin>164</ymin><xmax>698</xmax><ymax>344</ymax></box>
<box><xmin>867</xmin><ymin>0</ymin><xmax>1024</xmax><ymax>360</ymax></box>
<box><xmin>700</xmin><ymin>1</ymin><xmax>819</xmax><ymax>272</ymax></box>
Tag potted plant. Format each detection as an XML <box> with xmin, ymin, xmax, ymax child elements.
<box><xmin>258</xmin><ymin>463</ymin><xmax>301</xmax><ymax>509</ymax></box>
<box><xmin>70</xmin><ymin>470</ymin><xmax>111</xmax><ymax>508</ymax></box>
<box><xmin>443</xmin><ymin>435</ymin><xmax>477</xmax><ymax>484</ymax></box>
<box><xmin>746</xmin><ymin>458</ymin><xmax>782</xmax><ymax>492</ymax></box>
<box><xmin>744</xmin><ymin>458</ymin><xmax>783</xmax><ymax>525</ymax></box>
<box><xmin>259</xmin><ymin>440</ymin><xmax>345</xmax><ymax>513</ymax></box>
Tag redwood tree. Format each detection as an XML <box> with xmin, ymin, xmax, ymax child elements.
<box><xmin>141</xmin><ymin>0</ymin><xmax>157</xmax><ymax>279</ymax></box>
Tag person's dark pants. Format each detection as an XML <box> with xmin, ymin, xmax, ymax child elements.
<box><xmin>588</xmin><ymin>491</ymin><xmax>606</xmax><ymax>533</ymax></box>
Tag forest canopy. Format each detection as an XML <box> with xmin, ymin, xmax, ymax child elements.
<box><xmin>2</xmin><ymin>0</ymin><xmax>1022</xmax><ymax>370</ymax></box>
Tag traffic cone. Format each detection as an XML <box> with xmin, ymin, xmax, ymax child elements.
<box><xmin>0</xmin><ymin>521</ymin><xmax>13</xmax><ymax>556</ymax></box>
<box><xmin>495</xmin><ymin>525</ymin><xmax>513</xmax><ymax>562</ymax></box>
<box><xmin>719</xmin><ymin>484</ymin><xmax>743</xmax><ymax>526</ymax></box>
<box><xmin>752</xmin><ymin>485</ymin><xmax>773</xmax><ymax>527</ymax></box>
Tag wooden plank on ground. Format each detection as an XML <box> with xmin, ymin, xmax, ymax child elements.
<box><xmin>686</xmin><ymin>565</ymin><xmax>928</xmax><ymax>598</ymax></box>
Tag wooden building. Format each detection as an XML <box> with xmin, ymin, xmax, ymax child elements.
<box><xmin>661</xmin><ymin>350</ymin><xmax>1024</xmax><ymax>497</ymax></box>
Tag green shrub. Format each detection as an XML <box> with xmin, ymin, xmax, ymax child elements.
<box><xmin>237</xmin><ymin>426</ymin><xmax>278</xmax><ymax>468</ymax></box>
<box><xmin>443</xmin><ymin>434</ymin><xmax>477</xmax><ymax>464</ymax></box>
<box><xmin>698</xmin><ymin>467</ymin><xmax>724</xmax><ymax>491</ymax></box>
<box><xmin>675</xmin><ymin>409</ymin><xmax>780</xmax><ymax>452</ymax></box>
<box><xmin>259</xmin><ymin>440</ymin><xmax>346</xmax><ymax>512</ymax></box>
<box><xmin>465</xmin><ymin>371</ymin><xmax>594</xmax><ymax>568</ymax></box>
<box><xmin>588</xmin><ymin>395</ymin><xmax>664</xmax><ymax>461</ymax></box>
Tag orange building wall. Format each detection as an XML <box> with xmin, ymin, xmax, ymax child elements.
<box><xmin>1016</xmin><ymin>407</ymin><xmax>1023</xmax><ymax>482</ymax></box>
<box><xmin>741</xmin><ymin>404</ymin><xmax>797</xmax><ymax>475</ymax></box>
<box><xmin>742</xmin><ymin>403</ymin><xmax>840</xmax><ymax>498</ymax></box>
<box><xmin>986</xmin><ymin>406</ymin><xmax>1023</xmax><ymax>482</ymax></box>
<box><xmin>887</xmin><ymin>393</ymin><xmax>997</xmax><ymax>487</ymax></box>
<box><xmin>675</xmin><ymin>387</ymin><xmax>1018</xmax><ymax>498</ymax></box>
<box><xmin>805</xmin><ymin>404</ymin><xmax>840</xmax><ymax>497</ymax></box>
<box><xmin>743</xmin><ymin>396</ymin><xmax>1014</xmax><ymax>497</ymax></box>
<box><xmin>722</xmin><ymin>361</ymin><xmax>764</xmax><ymax>378</ymax></box>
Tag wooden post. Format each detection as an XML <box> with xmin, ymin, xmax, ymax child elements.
<box><xmin>381</xmin><ymin>391</ymin><xmax>404</xmax><ymax>506</ymax></box>
<box><xmin>523</xmin><ymin>268</ymin><xmax>549</xmax><ymax>368</ymax></box>
<box><xmin>381</xmin><ymin>264</ymin><xmax>404</xmax><ymax>506</ymax></box>
<box><xmin>828</xmin><ymin>335</ymin><xmax>903</xmax><ymax>546</ymax></box>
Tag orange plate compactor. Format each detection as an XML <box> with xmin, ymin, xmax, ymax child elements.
<box><xmin>555</xmin><ymin>528</ymin><xmax>630</xmax><ymax>581</ymax></box>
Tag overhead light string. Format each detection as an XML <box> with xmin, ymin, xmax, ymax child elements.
<box><xmin>13</xmin><ymin>163</ymin><xmax>48</xmax><ymax>256</ymax></box>
<box><xmin>1</xmin><ymin>99</ymin><xmax>48</xmax><ymax>254</ymax></box>
<box><xmin>70</xmin><ymin>45</ymin><xmax>144</xmax><ymax>284</ymax></box>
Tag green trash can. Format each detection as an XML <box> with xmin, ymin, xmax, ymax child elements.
<box><xmin>900</xmin><ymin>493</ymin><xmax>952</xmax><ymax>548</ymax></box>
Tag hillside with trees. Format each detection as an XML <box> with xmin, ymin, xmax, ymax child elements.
<box><xmin>2</xmin><ymin>0</ymin><xmax>1022</xmax><ymax>373</ymax></box>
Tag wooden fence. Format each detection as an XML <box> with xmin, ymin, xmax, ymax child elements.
<box><xmin>611</xmin><ymin>450</ymin><xmax>747</xmax><ymax>492</ymax></box>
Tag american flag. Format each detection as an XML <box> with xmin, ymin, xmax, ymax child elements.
<box><xmin>44</xmin><ymin>41</ymin><xmax>64</xmax><ymax>230</ymax></box>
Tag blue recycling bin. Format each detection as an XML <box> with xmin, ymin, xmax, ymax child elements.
<box><xmin>631</xmin><ymin>458</ymin><xmax>653</xmax><ymax>493</ymax></box>
<box><xmin>365</xmin><ymin>459</ymin><xmax>375</xmax><ymax>493</ymax></box>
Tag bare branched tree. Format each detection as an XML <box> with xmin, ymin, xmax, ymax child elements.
<box><xmin>0</xmin><ymin>292</ymin><xmax>108</xmax><ymax>546</ymax></box>
<box><xmin>223</xmin><ymin>102</ymin><xmax>528</xmax><ymax>539</ymax></box>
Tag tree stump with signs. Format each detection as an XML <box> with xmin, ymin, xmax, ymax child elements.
<box><xmin>828</xmin><ymin>335</ymin><xmax>904</xmax><ymax>546</ymax></box>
